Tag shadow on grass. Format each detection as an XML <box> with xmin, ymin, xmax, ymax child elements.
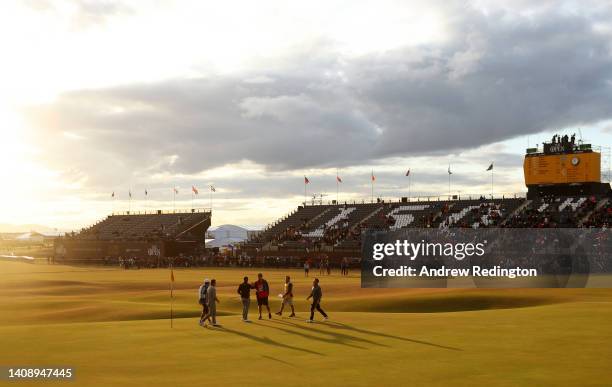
<box><xmin>323</xmin><ymin>321</ymin><xmax>462</xmax><ymax>351</ymax></box>
<box><xmin>261</xmin><ymin>355</ymin><xmax>296</xmax><ymax>367</ymax></box>
<box><xmin>213</xmin><ymin>326</ymin><xmax>324</xmax><ymax>356</ymax></box>
<box><xmin>253</xmin><ymin>321</ymin><xmax>367</xmax><ymax>349</ymax></box>
<box><xmin>265</xmin><ymin>319</ymin><xmax>387</xmax><ymax>348</ymax></box>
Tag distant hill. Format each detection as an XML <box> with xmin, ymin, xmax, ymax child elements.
<box><xmin>0</xmin><ymin>223</ymin><xmax>61</xmax><ymax>234</ymax></box>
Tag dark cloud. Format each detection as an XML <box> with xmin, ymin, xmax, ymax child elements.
<box><xmin>25</xmin><ymin>1</ymin><xmax>612</xmax><ymax>189</ymax></box>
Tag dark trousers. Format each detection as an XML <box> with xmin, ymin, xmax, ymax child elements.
<box><xmin>310</xmin><ymin>301</ymin><xmax>327</xmax><ymax>320</ymax></box>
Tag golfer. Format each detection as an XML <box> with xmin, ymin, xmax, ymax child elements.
<box><xmin>202</xmin><ymin>278</ymin><xmax>220</xmax><ymax>326</ymax></box>
<box><xmin>253</xmin><ymin>273</ymin><xmax>271</xmax><ymax>320</ymax></box>
<box><xmin>275</xmin><ymin>276</ymin><xmax>295</xmax><ymax>317</ymax></box>
<box><xmin>198</xmin><ymin>278</ymin><xmax>210</xmax><ymax>326</ymax></box>
<box><xmin>237</xmin><ymin>276</ymin><xmax>253</xmax><ymax>322</ymax></box>
<box><xmin>306</xmin><ymin>278</ymin><xmax>328</xmax><ymax>323</ymax></box>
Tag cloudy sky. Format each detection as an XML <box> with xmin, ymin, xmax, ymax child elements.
<box><xmin>1</xmin><ymin>0</ymin><xmax>612</xmax><ymax>230</ymax></box>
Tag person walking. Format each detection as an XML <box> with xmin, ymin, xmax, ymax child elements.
<box><xmin>275</xmin><ymin>276</ymin><xmax>295</xmax><ymax>317</ymax></box>
<box><xmin>341</xmin><ymin>257</ymin><xmax>349</xmax><ymax>276</ymax></box>
<box><xmin>237</xmin><ymin>276</ymin><xmax>253</xmax><ymax>322</ymax></box>
<box><xmin>306</xmin><ymin>278</ymin><xmax>328</xmax><ymax>323</ymax></box>
<box><xmin>253</xmin><ymin>273</ymin><xmax>271</xmax><ymax>320</ymax></box>
<box><xmin>202</xmin><ymin>278</ymin><xmax>220</xmax><ymax>327</ymax></box>
<box><xmin>198</xmin><ymin>278</ymin><xmax>210</xmax><ymax>326</ymax></box>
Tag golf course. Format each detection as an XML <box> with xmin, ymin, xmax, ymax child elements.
<box><xmin>1</xmin><ymin>260</ymin><xmax>612</xmax><ymax>386</ymax></box>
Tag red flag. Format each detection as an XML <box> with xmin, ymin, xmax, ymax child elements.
<box><xmin>173</xmin><ymin>187</ymin><xmax>179</xmax><ymax>194</ymax></box>
<box><xmin>371</xmin><ymin>171</ymin><xmax>376</xmax><ymax>182</ymax></box>
<box><xmin>405</xmin><ymin>169</ymin><xmax>410</xmax><ymax>177</ymax></box>
<box><xmin>304</xmin><ymin>176</ymin><xmax>310</xmax><ymax>184</ymax></box>
<box><xmin>192</xmin><ymin>185</ymin><xmax>199</xmax><ymax>195</ymax></box>
<box><xmin>336</xmin><ymin>175</ymin><xmax>342</xmax><ymax>183</ymax></box>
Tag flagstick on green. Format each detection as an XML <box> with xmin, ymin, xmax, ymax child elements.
<box><xmin>170</xmin><ymin>263</ymin><xmax>174</xmax><ymax>329</ymax></box>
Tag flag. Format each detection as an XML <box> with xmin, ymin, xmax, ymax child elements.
<box><xmin>371</xmin><ymin>171</ymin><xmax>376</xmax><ymax>182</ymax></box>
<box><xmin>170</xmin><ymin>268</ymin><xmax>175</xmax><ymax>283</ymax></box>
<box><xmin>448</xmin><ymin>165</ymin><xmax>452</xmax><ymax>175</ymax></box>
<box><xmin>192</xmin><ymin>185</ymin><xmax>199</xmax><ymax>195</ymax></box>
<box><xmin>336</xmin><ymin>175</ymin><xmax>342</xmax><ymax>183</ymax></box>
<box><xmin>210</xmin><ymin>185</ymin><xmax>216</xmax><ymax>192</ymax></box>
<box><xmin>129</xmin><ymin>190</ymin><xmax>132</xmax><ymax>198</ymax></box>
<box><xmin>486</xmin><ymin>163</ymin><xmax>494</xmax><ymax>171</ymax></box>
<box><xmin>304</xmin><ymin>176</ymin><xmax>310</xmax><ymax>184</ymax></box>
<box><xmin>111</xmin><ymin>192</ymin><xmax>115</xmax><ymax>198</ymax></box>
<box><xmin>173</xmin><ymin>187</ymin><xmax>179</xmax><ymax>194</ymax></box>
<box><xmin>405</xmin><ymin>169</ymin><xmax>410</xmax><ymax>177</ymax></box>
<box><xmin>145</xmin><ymin>189</ymin><xmax>148</xmax><ymax>196</ymax></box>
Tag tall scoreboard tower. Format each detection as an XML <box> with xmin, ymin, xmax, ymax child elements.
<box><xmin>524</xmin><ymin>134</ymin><xmax>611</xmax><ymax>198</ymax></box>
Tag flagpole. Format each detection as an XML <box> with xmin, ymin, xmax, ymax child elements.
<box><xmin>371</xmin><ymin>170</ymin><xmax>374</xmax><ymax>203</ymax></box>
<box><xmin>336</xmin><ymin>169</ymin><xmax>339</xmax><ymax>204</ymax></box>
<box><xmin>304</xmin><ymin>178</ymin><xmax>307</xmax><ymax>206</ymax></box>
<box><xmin>129</xmin><ymin>191</ymin><xmax>132</xmax><ymax>213</ymax></box>
<box><xmin>448</xmin><ymin>166</ymin><xmax>451</xmax><ymax>200</ymax></box>
<box><xmin>491</xmin><ymin>167</ymin><xmax>494</xmax><ymax>199</ymax></box>
<box><xmin>173</xmin><ymin>188</ymin><xmax>176</xmax><ymax>212</ymax></box>
<box><xmin>409</xmin><ymin>174</ymin><xmax>411</xmax><ymax>201</ymax></box>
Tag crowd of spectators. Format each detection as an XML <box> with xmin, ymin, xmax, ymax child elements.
<box><xmin>504</xmin><ymin>196</ymin><xmax>598</xmax><ymax>228</ymax></box>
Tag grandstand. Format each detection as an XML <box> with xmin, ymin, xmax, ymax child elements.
<box><xmin>240</xmin><ymin>194</ymin><xmax>610</xmax><ymax>258</ymax></box>
<box><xmin>240</xmin><ymin>134</ymin><xmax>611</xmax><ymax>260</ymax></box>
<box><xmin>54</xmin><ymin>210</ymin><xmax>211</xmax><ymax>263</ymax></box>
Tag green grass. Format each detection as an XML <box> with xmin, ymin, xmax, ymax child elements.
<box><xmin>1</xmin><ymin>260</ymin><xmax>612</xmax><ymax>386</ymax></box>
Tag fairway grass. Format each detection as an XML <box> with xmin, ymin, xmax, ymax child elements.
<box><xmin>1</xmin><ymin>261</ymin><xmax>612</xmax><ymax>386</ymax></box>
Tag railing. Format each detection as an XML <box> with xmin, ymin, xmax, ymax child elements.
<box><xmin>301</xmin><ymin>192</ymin><xmax>527</xmax><ymax>206</ymax></box>
<box><xmin>110</xmin><ymin>208</ymin><xmax>211</xmax><ymax>216</ymax></box>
